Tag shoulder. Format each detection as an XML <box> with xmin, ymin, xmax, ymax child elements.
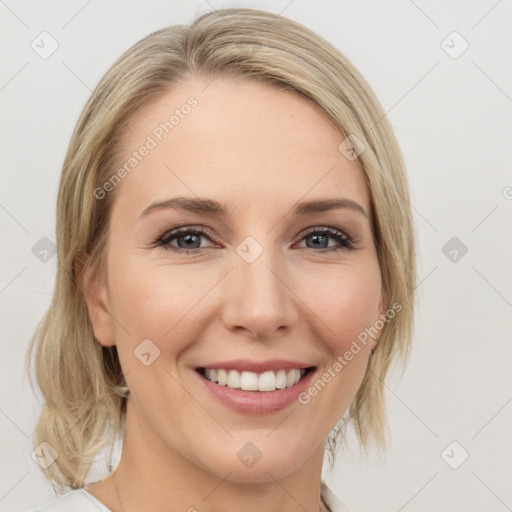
<box><xmin>321</xmin><ymin>480</ymin><xmax>355</xmax><ymax>512</ymax></box>
<box><xmin>27</xmin><ymin>489</ymin><xmax>112</xmax><ymax>512</ymax></box>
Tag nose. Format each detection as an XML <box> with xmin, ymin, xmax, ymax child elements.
<box><xmin>220</xmin><ymin>245</ymin><xmax>298</xmax><ymax>340</ymax></box>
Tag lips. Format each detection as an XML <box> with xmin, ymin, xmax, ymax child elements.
<box><xmin>194</xmin><ymin>364</ymin><xmax>318</xmax><ymax>415</ymax></box>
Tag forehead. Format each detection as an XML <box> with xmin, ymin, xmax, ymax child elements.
<box><xmin>111</xmin><ymin>76</ymin><xmax>370</xmax><ymax>219</ymax></box>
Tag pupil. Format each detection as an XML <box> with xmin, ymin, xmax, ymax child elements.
<box><xmin>179</xmin><ymin>234</ymin><xmax>199</xmax><ymax>249</ymax></box>
<box><xmin>309</xmin><ymin>233</ymin><xmax>327</xmax><ymax>249</ymax></box>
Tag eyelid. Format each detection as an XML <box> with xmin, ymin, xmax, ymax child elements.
<box><xmin>295</xmin><ymin>224</ymin><xmax>352</xmax><ymax>241</ymax></box>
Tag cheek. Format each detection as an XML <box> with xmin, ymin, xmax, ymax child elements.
<box><xmin>293</xmin><ymin>263</ymin><xmax>381</xmax><ymax>421</ymax></box>
<box><xmin>106</xmin><ymin>249</ymin><xmax>214</xmax><ymax>359</ymax></box>
<box><xmin>108</xmin><ymin>247</ymin><xmax>381</xmax><ymax>346</ymax></box>
<box><xmin>298</xmin><ymin>260</ymin><xmax>382</xmax><ymax>351</ymax></box>
<box><xmin>105</xmin><ymin>254</ymin><xmax>207</xmax><ymax>413</ymax></box>
<box><xmin>107</xmin><ymin>230</ymin><xmax>381</xmax><ymax>362</ymax></box>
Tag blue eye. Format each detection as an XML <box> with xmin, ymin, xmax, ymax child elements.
<box><xmin>296</xmin><ymin>228</ymin><xmax>354</xmax><ymax>251</ymax></box>
<box><xmin>155</xmin><ymin>226</ymin><xmax>355</xmax><ymax>254</ymax></box>
<box><xmin>156</xmin><ymin>226</ymin><xmax>214</xmax><ymax>253</ymax></box>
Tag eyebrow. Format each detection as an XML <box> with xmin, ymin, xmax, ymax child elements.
<box><xmin>140</xmin><ymin>196</ymin><xmax>368</xmax><ymax>219</ymax></box>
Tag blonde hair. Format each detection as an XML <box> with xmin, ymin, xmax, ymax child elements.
<box><xmin>26</xmin><ymin>7</ymin><xmax>416</xmax><ymax>491</ymax></box>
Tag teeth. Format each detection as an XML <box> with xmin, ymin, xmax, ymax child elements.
<box><xmin>203</xmin><ymin>368</ymin><xmax>307</xmax><ymax>391</ymax></box>
<box><xmin>259</xmin><ymin>371</ymin><xmax>276</xmax><ymax>392</ymax></box>
<box><xmin>217</xmin><ymin>369</ymin><xmax>227</xmax><ymax>386</ymax></box>
<box><xmin>227</xmin><ymin>370</ymin><xmax>240</xmax><ymax>388</ymax></box>
<box><xmin>240</xmin><ymin>371</ymin><xmax>259</xmax><ymax>391</ymax></box>
<box><xmin>275</xmin><ymin>369</ymin><xmax>287</xmax><ymax>389</ymax></box>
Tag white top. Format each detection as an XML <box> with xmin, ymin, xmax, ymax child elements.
<box><xmin>28</xmin><ymin>481</ymin><xmax>354</xmax><ymax>512</ymax></box>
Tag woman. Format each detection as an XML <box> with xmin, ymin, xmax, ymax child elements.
<box><xmin>26</xmin><ymin>7</ymin><xmax>416</xmax><ymax>512</ymax></box>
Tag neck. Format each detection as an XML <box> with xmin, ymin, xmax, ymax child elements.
<box><xmin>96</xmin><ymin>396</ymin><xmax>327</xmax><ymax>512</ymax></box>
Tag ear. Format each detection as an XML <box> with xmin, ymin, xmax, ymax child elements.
<box><xmin>76</xmin><ymin>254</ymin><xmax>116</xmax><ymax>347</ymax></box>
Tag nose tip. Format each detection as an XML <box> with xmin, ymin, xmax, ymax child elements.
<box><xmin>220</xmin><ymin>248</ymin><xmax>297</xmax><ymax>340</ymax></box>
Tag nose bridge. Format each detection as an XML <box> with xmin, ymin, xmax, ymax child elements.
<box><xmin>221</xmin><ymin>239</ymin><xmax>297</xmax><ymax>338</ymax></box>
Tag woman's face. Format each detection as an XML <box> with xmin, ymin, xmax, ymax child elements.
<box><xmin>85</xmin><ymin>76</ymin><xmax>384</xmax><ymax>482</ymax></box>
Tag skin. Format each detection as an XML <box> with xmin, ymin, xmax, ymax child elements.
<box><xmin>82</xmin><ymin>75</ymin><xmax>384</xmax><ymax>512</ymax></box>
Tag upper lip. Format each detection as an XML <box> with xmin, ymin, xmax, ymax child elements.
<box><xmin>196</xmin><ymin>359</ymin><xmax>316</xmax><ymax>373</ymax></box>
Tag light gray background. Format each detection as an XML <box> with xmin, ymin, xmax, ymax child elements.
<box><xmin>1</xmin><ymin>1</ymin><xmax>511</xmax><ymax>511</ymax></box>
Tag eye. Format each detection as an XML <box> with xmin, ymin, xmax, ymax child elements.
<box><xmin>155</xmin><ymin>225</ymin><xmax>355</xmax><ymax>254</ymax></box>
<box><xmin>295</xmin><ymin>227</ymin><xmax>354</xmax><ymax>252</ymax></box>
<box><xmin>156</xmin><ymin>226</ymin><xmax>217</xmax><ymax>253</ymax></box>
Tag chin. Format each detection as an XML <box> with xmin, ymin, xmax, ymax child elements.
<box><xmin>194</xmin><ymin>438</ymin><xmax>316</xmax><ymax>483</ymax></box>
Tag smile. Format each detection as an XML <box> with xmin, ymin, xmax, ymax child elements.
<box><xmin>196</xmin><ymin>367</ymin><xmax>315</xmax><ymax>392</ymax></box>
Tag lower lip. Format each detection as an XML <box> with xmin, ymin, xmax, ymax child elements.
<box><xmin>195</xmin><ymin>368</ymin><xmax>316</xmax><ymax>415</ymax></box>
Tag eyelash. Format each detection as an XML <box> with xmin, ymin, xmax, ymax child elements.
<box><xmin>155</xmin><ymin>225</ymin><xmax>355</xmax><ymax>254</ymax></box>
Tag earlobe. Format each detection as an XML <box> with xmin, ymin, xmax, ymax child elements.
<box><xmin>76</xmin><ymin>255</ymin><xmax>117</xmax><ymax>347</ymax></box>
